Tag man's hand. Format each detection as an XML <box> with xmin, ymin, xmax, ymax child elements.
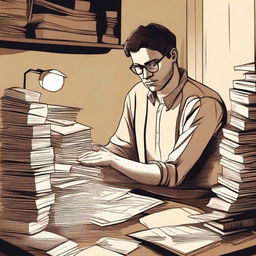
<box><xmin>78</xmin><ymin>148</ymin><xmax>113</xmax><ymax>167</ymax></box>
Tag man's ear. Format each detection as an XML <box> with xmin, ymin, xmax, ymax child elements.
<box><xmin>170</xmin><ymin>48</ymin><xmax>178</xmax><ymax>62</ymax></box>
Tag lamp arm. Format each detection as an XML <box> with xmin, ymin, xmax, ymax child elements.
<box><xmin>23</xmin><ymin>69</ymin><xmax>45</xmax><ymax>89</ymax></box>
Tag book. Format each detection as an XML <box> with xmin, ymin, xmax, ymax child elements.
<box><xmin>231</xmin><ymin>100</ymin><xmax>256</xmax><ymax>119</ymax></box>
<box><xmin>4</xmin><ymin>87</ymin><xmax>41</xmax><ymax>102</ymax></box>
<box><xmin>233</xmin><ymin>80</ymin><xmax>256</xmax><ymax>92</ymax></box>
<box><xmin>229</xmin><ymin>88</ymin><xmax>256</xmax><ymax>105</ymax></box>
<box><xmin>74</xmin><ymin>0</ymin><xmax>91</xmax><ymax>11</ymax></box>
<box><xmin>212</xmin><ymin>184</ymin><xmax>256</xmax><ymax>201</ymax></box>
<box><xmin>207</xmin><ymin>197</ymin><xmax>256</xmax><ymax>212</ymax></box>
<box><xmin>230</xmin><ymin>112</ymin><xmax>256</xmax><ymax>130</ymax></box>
<box><xmin>220</xmin><ymin>138</ymin><xmax>256</xmax><ymax>154</ymax></box>
<box><xmin>244</xmin><ymin>72</ymin><xmax>256</xmax><ymax>81</ymax></box>
<box><xmin>222</xmin><ymin>166</ymin><xmax>256</xmax><ymax>182</ymax></box>
<box><xmin>204</xmin><ymin>223</ymin><xmax>247</xmax><ymax>235</ymax></box>
<box><xmin>219</xmin><ymin>147</ymin><xmax>256</xmax><ymax>164</ymax></box>
<box><xmin>222</xmin><ymin>125</ymin><xmax>256</xmax><ymax>144</ymax></box>
<box><xmin>220</xmin><ymin>156</ymin><xmax>255</xmax><ymax>172</ymax></box>
<box><xmin>218</xmin><ymin>174</ymin><xmax>256</xmax><ymax>191</ymax></box>
<box><xmin>234</xmin><ymin>62</ymin><xmax>255</xmax><ymax>72</ymax></box>
<box><xmin>0</xmin><ymin>216</ymin><xmax>49</xmax><ymax>235</ymax></box>
<box><xmin>35</xmin><ymin>28</ymin><xmax>98</xmax><ymax>43</ymax></box>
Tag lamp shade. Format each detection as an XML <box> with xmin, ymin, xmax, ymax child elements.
<box><xmin>39</xmin><ymin>69</ymin><xmax>67</xmax><ymax>92</ymax></box>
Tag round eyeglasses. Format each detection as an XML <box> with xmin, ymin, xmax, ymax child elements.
<box><xmin>129</xmin><ymin>53</ymin><xmax>167</xmax><ymax>75</ymax></box>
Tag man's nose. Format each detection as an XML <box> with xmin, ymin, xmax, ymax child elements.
<box><xmin>142</xmin><ymin>68</ymin><xmax>153</xmax><ymax>79</ymax></box>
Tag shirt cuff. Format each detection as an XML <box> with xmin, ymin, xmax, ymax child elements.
<box><xmin>149</xmin><ymin>160</ymin><xmax>177</xmax><ymax>187</ymax></box>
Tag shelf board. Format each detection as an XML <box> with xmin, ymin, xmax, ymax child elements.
<box><xmin>0</xmin><ymin>36</ymin><xmax>123</xmax><ymax>54</ymax></box>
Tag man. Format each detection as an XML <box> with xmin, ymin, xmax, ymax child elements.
<box><xmin>78</xmin><ymin>23</ymin><xmax>227</xmax><ymax>190</ymax></box>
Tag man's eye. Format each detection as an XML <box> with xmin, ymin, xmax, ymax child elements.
<box><xmin>147</xmin><ymin>61</ymin><xmax>157</xmax><ymax>67</ymax></box>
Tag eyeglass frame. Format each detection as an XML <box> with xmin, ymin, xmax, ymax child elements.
<box><xmin>129</xmin><ymin>50</ymin><xmax>170</xmax><ymax>75</ymax></box>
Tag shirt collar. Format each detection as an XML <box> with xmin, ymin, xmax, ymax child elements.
<box><xmin>147</xmin><ymin>68</ymin><xmax>187</xmax><ymax>110</ymax></box>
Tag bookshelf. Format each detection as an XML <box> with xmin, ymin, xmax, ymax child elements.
<box><xmin>0</xmin><ymin>0</ymin><xmax>122</xmax><ymax>54</ymax></box>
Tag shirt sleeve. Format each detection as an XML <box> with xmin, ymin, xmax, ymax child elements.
<box><xmin>152</xmin><ymin>96</ymin><xmax>225</xmax><ymax>187</ymax></box>
<box><xmin>105</xmin><ymin>93</ymin><xmax>138</xmax><ymax>161</ymax></box>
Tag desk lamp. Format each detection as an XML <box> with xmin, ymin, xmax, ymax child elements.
<box><xmin>23</xmin><ymin>69</ymin><xmax>67</xmax><ymax>92</ymax></box>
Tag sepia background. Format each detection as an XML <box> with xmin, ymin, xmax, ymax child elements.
<box><xmin>0</xmin><ymin>0</ymin><xmax>254</xmax><ymax>144</ymax></box>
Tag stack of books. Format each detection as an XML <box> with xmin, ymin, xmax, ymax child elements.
<box><xmin>102</xmin><ymin>10</ymin><xmax>119</xmax><ymax>44</ymax></box>
<box><xmin>0</xmin><ymin>0</ymin><xmax>28</xmax><ymax>38</ymax></box>
<box><xmin>205</xmin><ymin>62</ymin><xmax>256</xmax><ymax>235</ymax></box>
<box><xmin>31</xmin><ymin>0</ymin><xmax>98</xmax><ymax>43</ymax></box>
<box><xmin>0</xmin><ymin>87</ymin><xmax>55</xmax><ymax>235</ymax></box>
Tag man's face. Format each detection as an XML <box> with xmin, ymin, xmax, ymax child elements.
<box><xmin>130</xmin><ymin>48</ymin><xmax>174</xmax><ymax>92</ymax></box>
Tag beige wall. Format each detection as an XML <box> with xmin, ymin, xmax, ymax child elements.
<box><xmin>0</xmin><ymin>0</ymin><xmax>187</xmax><ymax>145</ymax></box>
<box><xmin>202</xmin><ymin>0</ymin><xmax>254</xmax><ymax>109</ymax></box>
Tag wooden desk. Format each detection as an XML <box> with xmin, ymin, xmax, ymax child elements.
<box><xmin>1</xmin><ymin>177</ymin><xmax>256</xmax><ymax>256</ymax></box>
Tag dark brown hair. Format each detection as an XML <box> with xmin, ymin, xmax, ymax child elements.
<box><xmin>123</xmin><ymin>23</ymin><xmax>176</xmax><ymax>58</ymax></box>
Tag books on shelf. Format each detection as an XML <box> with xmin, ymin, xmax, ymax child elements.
<box><xmin>35</xmin><ymin>28</ymin><xmax>98</xmax><ymax>43</ymax></box>
<box><xmin>102</xmin><ymin>11</ymin><xmax>119</xmax><ymax>45</ymax></box>
<box><xmin>0</xmin><ymin>0</ymin><xmax>28</xmax><ymax>38</ymax></box>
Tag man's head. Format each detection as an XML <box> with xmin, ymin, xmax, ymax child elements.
<box><xmin>124</xmin><ymin>23</ymin><xmax>179</xmax><ymax>93</ymax></box>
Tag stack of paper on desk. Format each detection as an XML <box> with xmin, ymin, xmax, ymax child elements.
<box><xmin>129</xmin><ymin>225</ymin><xmax>221</xmax><ymax>256</ymax></box>
<box><xmin>0</xmin><ymin>87</ymin><xmax>55</xmax><ymax>235</ymax></box>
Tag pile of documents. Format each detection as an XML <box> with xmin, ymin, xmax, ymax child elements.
<box><xmin>50</xmin><ymin>182</ymin><xmax>163</xmax><ymax>226</ymax></box>
<box><xmin>0</xmin><ymin>87</ymin><xmax>55</xmax><ymax>235</ymax></box>
<box><xmin>128</xmin><ymin>207</ymin><xmax>221</xmax><ymax>255</ymax></box>
<box><xmin>46</xmin><ymin>104</ymin><xmax>93</xmax><ymax>165</ymax></box>
<box><xmin>205</xmin><ymin>62</ymin><xmax>256</xmax><ymax>235</ymax></box>
<box><xmin>31</xmin><ymin>0</ymin><xmax>98</xmax><ymax>43</ymax></box>
<box><xmin>0</xmin><ymin>0</ymin><xmax>28</xmax><ymax>38</ymax></box>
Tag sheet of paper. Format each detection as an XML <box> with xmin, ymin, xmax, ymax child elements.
<box><xmin>75</xmin><ymin>245</ymin><xmax>123</xmax><ymax>256</ymax></box>
<box><xmin>96</xmin><ymin>237</ymin><xmax>140</xmax><ymax>255</ymax></box>
<box><xmin>140</xmin><ymin>207</ymin><xmax>201</xmax><ymax>228</ymax></box>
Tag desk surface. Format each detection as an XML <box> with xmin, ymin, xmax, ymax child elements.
<box><xmin>1</xmin><ymin>177</ymin><xmax>256</xmax><ymax>256</ymax></box>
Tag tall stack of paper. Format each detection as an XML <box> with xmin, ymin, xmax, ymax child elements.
<box><xmin>0</xmin><ymin>87</ymin><xmax>55</xmax><ymax>235</ymax></box>
<box><xmin>205</xmin><ymin>62</ymin><xmax>256</xmax><ymax>235</ymax></box>
<box><xmin>0</xmin><ymin>0</ymin><xmax>28</xmax><ymax>38</ymax></box>
<box><xmin>102</xmin><ymin>11</ymin><xmax>119</xmax><ymax>44</ymax></box>
<box><xmin>31</xmin><ymin>0</ymin><xmax>98</xmax><ymax>43</ymax></box>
